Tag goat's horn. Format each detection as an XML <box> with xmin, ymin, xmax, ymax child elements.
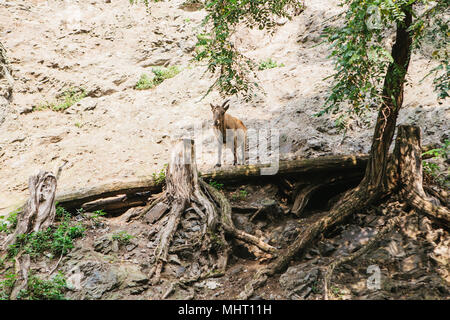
<box><xmin>221</xmin><ymin>99</ymin><xmax>231</xmax><ymax>108</ymax></box>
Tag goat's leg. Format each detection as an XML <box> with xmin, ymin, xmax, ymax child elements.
<box><xmin>241</xmin><ymin>136</ymin><xmax>246</xmax><ymax>165</ymax></box>
<box><xmin>215</xmin><ymin>140</ymin><xmax>222</xmax><ymax>168</ymax></box>
<box><xmin>233</xmin><ymin>136</ymin><xmax>238</xmax><ymax>166</ymax></box>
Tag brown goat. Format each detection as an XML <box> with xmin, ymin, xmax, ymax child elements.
<box><xmin>211</xmin><ymin>99</ymin><xmax>247</xmax><ymax>167</ymax></box>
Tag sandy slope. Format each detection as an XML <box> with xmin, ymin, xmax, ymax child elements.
<box><xmin>0</xmin><ymin>0</ymin><xmax>448</xmax><ymax>214</ymax></box>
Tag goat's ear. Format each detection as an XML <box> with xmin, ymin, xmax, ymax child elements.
<box><xmin>210</xmin><ymin>103</ymin><xmax>215</xmax><ymax>110</ymax></box>
<box><xmin>223</xmin><ymin>104</ymin><xmax>229</xmax><ymax>112</ymax></box>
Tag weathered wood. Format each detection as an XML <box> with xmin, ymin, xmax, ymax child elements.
<box><xmin>44</xmin><ymin>146</ymin><xmax>435</xmax><ymax>213</ymax></box>
<box><xmin>144</xmin><ymin>202</ymin><xmax>169</xmax><ymax>224</ymax></box>
<box><xmin>3</xmin><ymin>171</ymin><xmax>58</xmax><ymax>250</ymax></box>
<box><xmin>150</xmin><ymin>139</ymin><xmax>230</xmax><ymax>284</ymax></box>
<box><xmin>55</xmin><ymin>154</ymin><xmax>369</xmax><ymax>211</ymax></box>
<box><xmin>203</xmin><ymin>154</ymin><xmax>369</xmax><ymax>182</ymax></box>
<box><xmin>56</xmin><ymin>178</ymin><xmax>162</xmax><ymax>210</ymax></box>
<box><xmin>81</xmin><ymin>193</ymin><xmax>149</xmax><ymax>214</ymax></box>
<box><xmin>394</xmin><ymin>126</ymin><xmax>450</xmax><ymax>226</ymax></box>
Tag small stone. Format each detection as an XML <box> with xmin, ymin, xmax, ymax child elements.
<box><xmin>168</xmin><ymin>254</ymin><xmax>182</xmax><ymax>265</ymax></box>
<box><xmin>19</xmin><ymin>105</ymin><xmax>33</xmax><ymax>114</ymax></box>
<box><xmin>205</xmin><ymin>280</ymin><xmax>221</xmax><ymax>290</ymax></box>
<box><xmin>125</xmin><ymin>241</ymin><xmax>138</xmax><ymax>252</ymax></box>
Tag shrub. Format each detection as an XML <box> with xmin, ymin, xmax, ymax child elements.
<box><xmin>112</xmin><ymin>231</ymin><xmax>134</xmax><ymax>245</ymax></box>
<box><xmin>17</xmin><ymin>272</ymin><xmax>67</xmax><ymax>300</ymax></box>
<box><xmin>135</xmin><ymin>66</ymin><xmax>181</xmax><ymax>90</ymax></box>
<box><xmin>35</xmin><ymin>87</ymin><xmax>87</xmax><ymax>112</ymax></box>
<box><xmin>0</xmin><ymin>208</ymin><xmax>19</xmax><ymax>234</ymax></box>
<box><xmin>258</xmin><ymin>58</ymin><xmax>285</xmax><ymax>70</ymax></box>
<box><xmin>208</xmin><ymin>180</ymin><xmax>224</xmax><ymax>190</ymax></box>
<box><xmin>7</xmin><ymin>206</ymin><xmax>85</xmax><ymax>258</ymax></box>
<box><xmin>135</xmin><ymin>73</ymin><xmax>154</xmax><ymax>90</ymax></box>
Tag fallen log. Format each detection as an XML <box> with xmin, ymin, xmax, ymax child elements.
<box><xmin>56</xmin><ymin>178</ymin><xmax>162</xmax><ymax>211</ymax></box>
<box><xmin>56</xmin><ymin>154</ymin><xmax>369</xmax><ymax>211</ymax></box>
<box><xmin>81</xmin><ymin>192</ymin><xmax>150</xmax><ymax>214</ymax></box>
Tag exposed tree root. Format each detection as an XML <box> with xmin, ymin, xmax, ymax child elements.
<box><xmin>239</xmin><ymin>125</ymin><xmax>449</xmax><ymax>300</ymax></box>
<box><xmin>147</xmin><ymin>139</ymin><xmax>277</xmax><ymax>286</ymax></box>
<box><xmin>10</xmin><ymin>254</ymin><xmax>30</xmax><ymax>300</ymax></box>
<box><xmin>201</xmin><ymin>180</ymin><xmax>277</xmax><ymax>254</ymax></box>
<box><xmin>238</xmin><ymin>185</ymin><xmax>376</xmax><ymax>299</ymax></box>
<box><xmin>323</xmin><ymin>210</ymin><xmax>412</xmax><ymax>299</ymax></box>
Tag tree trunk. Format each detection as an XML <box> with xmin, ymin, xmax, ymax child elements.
<box><xmin>238</xmin><ymin>5</ymin><xmax>416</xmax><ymax>299</ymax></box>
<box><xmin>362</xmin><ymin>6</ymin><xmax>413</xmax><ymax>194</ymax></box>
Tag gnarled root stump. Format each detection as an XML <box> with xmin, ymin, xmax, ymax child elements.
<box><xmin>392</xmin><ymin>126</ymin><xmax>449</xmax><ymax>226</ymax></box>
<box><xmin>2</xmin><ymin>163</ymin><xmax>65</xmax><ymax>299</ymax></box>
<box><xmin>146</xmin><ymin>139</ymin><xmax>275</xmax><ymax>288</ymax></box>
<box><xmin>2</xmin><ymin>171</ymin><xmax>58</xmax><ymax>250</ymax></box>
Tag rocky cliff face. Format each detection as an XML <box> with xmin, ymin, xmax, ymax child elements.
<box><xmin>0</xmin><ymin>0</ymin><xmax>448</xmax><ymax>213</ymax></box>
<box><xmin>0</xmin><ymin>42</ymin><xmax>13</xmax><ymax>127</ymax></box>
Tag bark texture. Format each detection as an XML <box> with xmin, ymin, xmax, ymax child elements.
<box><xmin>2</xmin><ymin>171</ymin><xmax>58</xmax><ymax>250</ymax></box>
<box><xmin>146</xmin><ymin>139</ymin><xmax>274</xmax><ymax>289</ymax></box>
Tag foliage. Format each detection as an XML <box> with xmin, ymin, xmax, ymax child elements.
<box><xmin>232</xmin><ymin>188</ymin><xmax>248</xmax><ymax>200</ymax></box>
<box><xmin>129</xmin><ymin>0</ymin><xmax>303</xmax><ymax>99</ymax></box>
<box><xmin>7</xmin><ymin>206</ymin><xmax>85</xmax><ymax>259</ymax></box>
<box><xmin>152</xmin><ymin>164</ymin><xmax>168</xmax><ymax>184</ymax></box>
<box><xmin>0</xmin><ymin>272</ymin><xmax>16</xmax><ymax>300</ymax></box>
<box><xmin>135</xmin><ymin>73</ymin><xmax>154</xmax><ymax>90</ymax></box>
<box><xmin>192</xmin><ymin>0</ymin><xmax>303</xmax><ymax>100</ymax></box>
<box><xmin>112</xmin><ymin>231</ymin><xmax>134</xmax><ymax>245</ymax></box>
<box><xmin>412</xmin><ymin>0</ymin><xmax>449</xmax><ymax>100</ymax></box>
<box><xmin>87</xmin><ymin>209</ymin><xmax>107</xmax><ymax>227</ymax></box>
<box><xmin>208</xmin><ymin>179</ymin><xmax>224</xmax><ymax>190</ymax></box>
<box><xmin>55</xmin><ymin>204</ymin><xmax>71</xmax><ymax>220</ymax></box>
<box><xmin>422</xmin><ymin>139</ymin><xmax>449</xmax><ymax>187</ymax></box>
<box><xmin>17</xmin><ymin>272</ymin><xmax>67</xmax><ymax>300</ymax></box>
<box><xmin>0</xmin><ymin>208</ymin><xmax>19</xmax><ymax>234</ymax></box>
<box><xmin>152</xmin><ymin>66</ymin><xmax>181</xmax><ymax>85</ymax></box>
<box><xmin>129</xmin><ymin>0</ymin><xmax>150</xmax><ymax>5</ymax></box>
<box><xmin>135</xmin><ymin>66</ymin><xmax>181</xmax><ymax>90</ymax></box>
<box><xmin>320</xmin><ymin>0</ymin><xmax>449</xmax><ymax>129</ymax></box>
<box><xmin>258</xmin><ymin>58</ymin><xmax>285</xmax><ymax>70</ymax></box>
<box><xmin>331</xmin><ymin>285</ymin><xmax>344</xmax><ymax>298</ymax></box>
<box><xmin>35</xmin><ymin>87</ymin><xmax>87</xmax><ymax>112</ymax></box>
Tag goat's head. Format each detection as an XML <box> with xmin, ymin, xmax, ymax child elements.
<box><xmin>210</xmin><ymin>99</ymin><xmax>230</xmax><ymax>128</ymax></box>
